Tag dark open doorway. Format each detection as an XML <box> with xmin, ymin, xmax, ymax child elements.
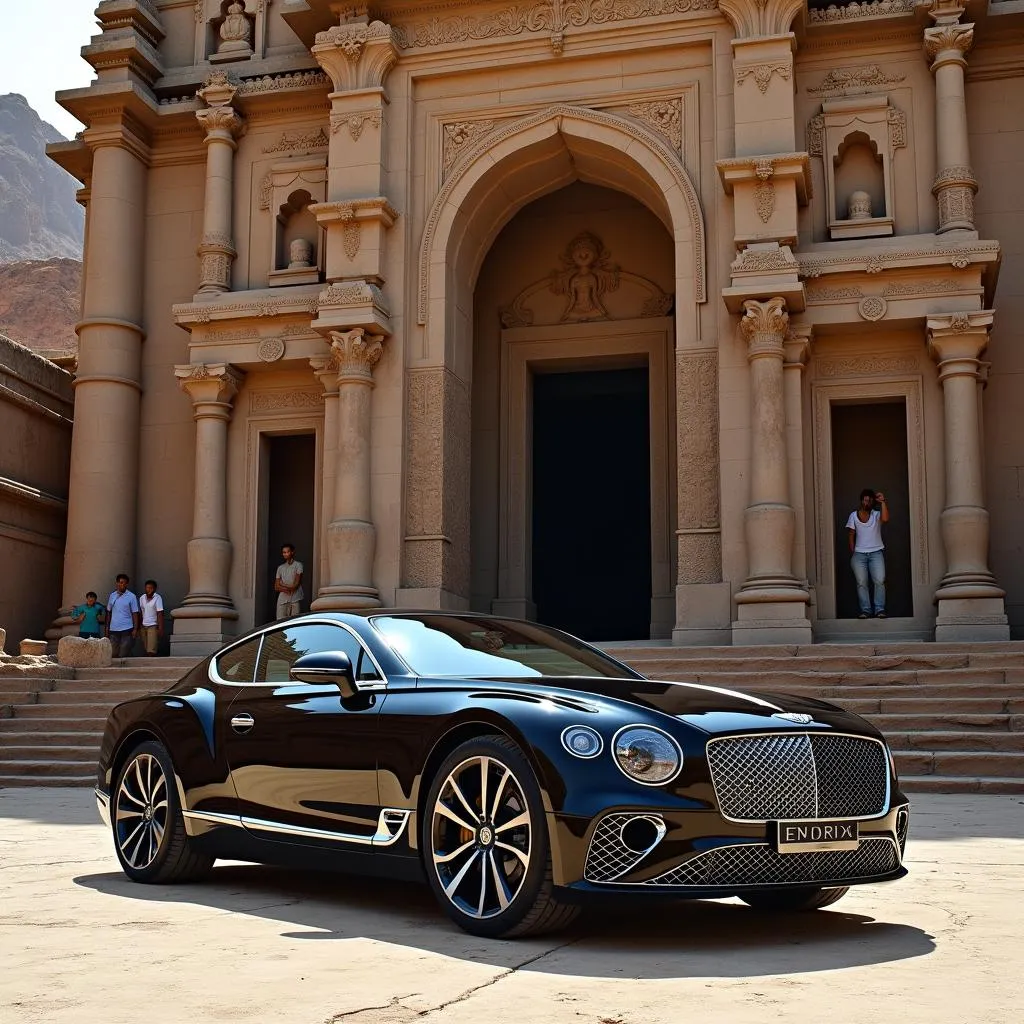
<box><xmin>831</xmin><ymin>400</ymin><xmax>913</xmax><ymax>619</ymax></box>
<box><xmin>532</xmin><ymin>367</ymin><xmax>652</xmax><ymax>641</ymax></box>
<box><xmin>256</xmin><ymin>433</ymin><xmax>316</xmax><ymax>625</ymax></box>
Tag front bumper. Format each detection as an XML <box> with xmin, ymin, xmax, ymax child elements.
<box><xmin>549</xmin><ymin>802</ymin><xmax>909</xmax><ymax>894</ymax></box>
<box><xmin>96</xmin><ymin>786</ymin><xmax>111</xmax><ymax>828</ymax></box>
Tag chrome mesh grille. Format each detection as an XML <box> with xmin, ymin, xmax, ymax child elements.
<box><xmin>643</xmin><ymin>838</ymin><xmax>899</xmax><ymax>888</ymax></box>
<box><xmin>584</xmin><ymin>814</ymin><xmax>662</xmax><ymax>883</ymax></box>
<box><xmin>706</xmin><ymin>733</ymin><xmax>888</xmax><ymax>822</ymax></box>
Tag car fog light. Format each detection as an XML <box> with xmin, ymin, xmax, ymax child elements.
<box><xmin>612</xmin><ymin>726</ymin><xmax>682</xmax><ymax>785</ymax></box>
<box><xmin>561</xmin><ymin>725</ymin><xmax>603</xmax><ymax>759</ymax></box>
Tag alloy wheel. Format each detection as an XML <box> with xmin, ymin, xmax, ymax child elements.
<box><xmin>115</xmin><ymin>752</ymin><xmax>168</xmax><ymax>870</ymax></box>
<box><xmin>430</xmin><ymin>755</ymin><xmax>532</xmax><ymax>920</ymax></box>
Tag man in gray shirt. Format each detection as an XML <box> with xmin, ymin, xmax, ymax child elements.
<box><xmin>274</xmin><ymin>543</ymin><xmax>304</xmax><ymax>620</ymax></box>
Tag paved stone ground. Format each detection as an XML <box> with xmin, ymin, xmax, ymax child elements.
<box><xmin>1</xmin><ymin>790</ymin><xmax>1021</xmax><ymax>1024</ymax></box>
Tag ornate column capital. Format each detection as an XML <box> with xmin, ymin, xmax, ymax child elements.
<box><xmin>926</xmin><ymin>310</ymin><xmax>993</xmax><ymax>374</ymax></box>
<box><xmin>195</xmin><ymin>104</ymin><xmax>246</xmax><ymax>147</ymax></box>
<box><xmin>924</xmin><ymin>23</ymin><xmax>974</xmax><ymax>71</ymax></box>
<box><xmin>329</xmin><ymin>328</ymin><xmax>384</xmax><ymax>383</ymax></box>
<box><xmin>312</xmin><ymin>10</ymin><xmax>398</xmax><ymax>93</ymax></box>
<box><xmin>784</xmin><ymin>323</ymin><xmax>812</xmax><ymax>368</ymax></box>
<box><xmin>740</xmin><ymin>297</ymin><xmax>789</xmax><ymax>360</ymax></box>
<box><xmin>310</xmin><ymin>352</ymin><xmax>342</xmax><ymax>396</ymax></box>
<box><xmin>174</xmin><ymin>362</ymin><xmax>244</xmax><ymax>411</ymax></box>
<box><xmin>719</xmin><ymin>0</ymin><xmax>803</xmax><ymax>39</ymax></box>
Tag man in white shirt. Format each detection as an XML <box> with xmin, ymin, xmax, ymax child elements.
<box><xmin>139</xmin><ymin>579</ymin><xmax>165</xmax><ymax>656</ymax></box>
<box><xmin>105</xmin><ymin>573</ymin><xmax>141</xmax><ymax>657</ymax></box>
<box><xmin>275</xmin><ymin>544</ymin><xmax>304</xmax><ymax>620</ymax></box>
<box><xmin>845</xmin><ymin>489</ymin><xmax>890</xmax><ymax>619</ymax></box>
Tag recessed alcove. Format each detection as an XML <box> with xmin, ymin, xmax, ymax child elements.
<box><xmin>834</xmin><ymin>132</ymin><xmax>887</xmax><ymax>222</ymax></box>
<box><xmin>264</xmin><ymin>159</ymin><xmax>326</xmax><ymax>287</ymax></box>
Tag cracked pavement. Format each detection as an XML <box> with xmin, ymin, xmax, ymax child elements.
<box><xmin>0</xmin><ymin>789</ymin><xmax>1021</xmax><ymax>1024</ymax></box>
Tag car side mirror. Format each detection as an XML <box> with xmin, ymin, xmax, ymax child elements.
<box><xmin>290</xmin><ymin>650</ymin><xmax>357</xmax><ymax>699</ymax></box>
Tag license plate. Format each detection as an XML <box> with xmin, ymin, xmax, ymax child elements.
<box><xmin>775</xmin><ymin>819</ymin><xmax>860</xmax><ymax>854</ymax></box>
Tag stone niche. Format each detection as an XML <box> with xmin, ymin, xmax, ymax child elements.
<box><xmin>263</xmin><ymin>158</ymin><xmax>327</xmax><ymax>287</ymax></box>
<box><xmin>808</xmin><ymin>94</ymin><xmax>906</xmax><ymax>240</ymax></box>
<box><xmin>197</xmin><ymin>0</ymin><xmax>268</xmax><ymax>65</ymax></box>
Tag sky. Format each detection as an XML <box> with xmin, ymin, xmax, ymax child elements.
<box><xmin>0</xmin><ymin>1</ymin><xmax>99</xmax><ymax>138</ymax></box>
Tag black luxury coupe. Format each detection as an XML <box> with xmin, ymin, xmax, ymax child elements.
<box><xmin>96</xmin><ymin>612</ymin><xmax>909</xmax><ymax>937</ymax></box>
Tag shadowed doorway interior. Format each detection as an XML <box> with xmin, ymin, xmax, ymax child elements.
<box><xmin>831</xmin><ymin>400</ymin><xmax>913</xmax><ymax>619</ymax></box>
<box><xmin>532</xmin><ymin>367</ymin><xmax>651</xmax><ymax>641</ymax></box>
<box><xmin>256</xmin><ymin>433</ymin><xmax>316</xmax><ymax>625</ymax></box>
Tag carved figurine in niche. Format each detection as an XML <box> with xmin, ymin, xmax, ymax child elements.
<box><xmin>848</xmin><ymin>191</ymin><xmax>873</xmax><ymax>221</ymax></box>
<box><xmin>218</xmin><ymin>2</ymin><xmax>253</xmax><ymax>57</ymax></box>
<box><xmin>289</xmin><ymin>238</ymin><xmax>313</xmax><ymax>269</ymax></box>
<box><xmin>550</xmin><ymin>232</ymin><xmax>619</xmax><ymax>323</ymax></box>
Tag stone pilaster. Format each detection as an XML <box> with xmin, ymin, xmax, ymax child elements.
<box><xmin>53</xmin><ymin>122</ymin><xmax>148</xmax><ymax>638</ymax></box>
<box><xmin>310</xmin><ymin>352</ymin><xmax>341</xmax><ymax>593</ymax></box>
<box><xmin>926</xmin><ymin>312</ymin><xmax>1009</xmax><ymax>640</ymax></box>
<box><xmin>783</xmin><ymin>325</ymin><xmax>811</xmax><ymax>585</ymax></box>
<box><xmin>311</xmin><ymin>329</ymin><xmax>385</xmax><ymax>610</ymax></box>
<box><xmin>925</xmin><ymin>5</ymin><xmax>977</xmax><ymax>233</ymax></box>
<box><xmin>733</xmin><ymin>298</ymin><xmax>811</xmax><ymax>644</ymax></box>
<box><xmin>195</xmin><ymin>73</ymin><xmax>245</xmax><ymax>295</ymax></box>
<box><xmin>170</xmin><ymin>363</ymin><xmax>244</xmax><ymax>655</ymax></box>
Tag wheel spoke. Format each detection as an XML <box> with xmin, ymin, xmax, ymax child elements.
<box><xmin>435</xmin><ymin>800</ymin><xmax>476</xmax><ymax>833</ymax></box>
<box><xmin>488</xmin><ymin>850</ymin><xmax>511</xmax><ymax>911</ymax></box>
<box><xmin>125</xmin><ymin>823</ymin><xmax>148</xmax><ymax>866</ymax></box>
<box><xmin>151</xmin><ymin>799</ymin><xmax>168</xmax><ymax>813</ymax></box>
<box><xmin>489</xmin><ymin>767</ymin><xmax>510</xmax><ymax>821</ymax></box>
<box><xmin>443</xmin><ymin>849</ymin><xmax>481</xmax><ymax>899</ymax></box>
<box><xmin>119</xmin><ymin>818</ymin><xmax>145</xmax><ymax>856</ymax></box>
<box><xmin>145</xmin><ymin>755</ymin><xmax>154</xmax><ymax>798</ymax></box>
<box><xmin>448</xmin><ymin>773</ymin><xmax>479</xmax><ymax>824</ymax></box>
<box><xmin>115</xmin><ymin>805</ymin><xmax>143</xmax><ymax>823</ymax></box>
<box><xmin>133</xmin><ymin>758</ymin><xmax>147</xmax><ymax>801</ymax></box>
<box><xmin>479</xmin><ymin>757</ymin><xmax>489</xmax><ymax>825</ymax></box>
<box><xmin>433</xmin><ymin>838</ymin><xmax>476</xmax><ymax>866</ymax></box>
<box><xmin>118</xmin><ymin>786</ymin><xmax>146</xmax><ymax>809</ymax></box>
<box><xmin>495</xmin><ymin>810</ymin><xmax>530</xmax><ymax>834</ymax></box>
<box><xmin>151</xmin><ymin>772</ymin><xmax>166</xmax><ymax>798</ymax></box>
<box><xmin>495</xmin><ymin>840</ymin><xmax>529</xmax><ymax>868</ymax></box>
<box><xmin>476</xmin><ymin>853</ymin><xmax>488</xmax><ymax>917</ymax></box>
<box><xmin>152</xmin><ymin>819</ymin><xmax>165</xmax><ymax>845</ymax></box>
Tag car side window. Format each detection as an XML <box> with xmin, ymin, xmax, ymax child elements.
<box><xmin>255</xmin><ymin>623</ymin><xmax>381</xmax><ymax>684</ymax></box>
<box><xmin>214</xmin><ymin>636</ymin><xmax>261</xmax><ymax>684</ymax></box>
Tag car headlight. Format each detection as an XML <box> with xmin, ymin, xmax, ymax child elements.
<box><xmin>612</xmin><ymin>726</ymin><xmax>683</xmax><ymax>785</ymax></box>
<box><xmin>561</xmin><ymin>725</ymin><xmax>603</xmax><ymax>759</ymax></box>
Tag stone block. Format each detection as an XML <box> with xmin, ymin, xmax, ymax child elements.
<box><xmin>0</xmin><ymin>626</ymin><xmax>5</xmax><ymax>654</ymax></box>
<box><xmin>19</xmin><ymin>639</ymin><xmax>47</xmax><ymax>657</ymax></box>
<box><xmin>57</xmin><ymin>635</ymin><xmax>113</xmax><ymax>668</ymax></box>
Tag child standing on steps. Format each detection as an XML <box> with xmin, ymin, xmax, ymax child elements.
<box><xmin>72</xmin><ymin>592</ymin><xmax>105</xmax><ymax>639</ymax></box>
<box><xmin>139</xmin><ymin>580</ymin><xmax>165</xmax><ymax>657</ymax></box>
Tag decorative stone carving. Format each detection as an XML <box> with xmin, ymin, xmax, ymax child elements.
<box><xmin>257</xmin><ymin>337</ymin><xmax>286</xmax><ymax>363</ymax></box>
<box><xmin>217</xmin><ymin>2</ymin><xmax>253</xmax><ymax>59</ymax></box>
<box><xmin>806</xmin><ymin>284</ymin><xmax>864</xmax><ymax>301</ymax></box>
<box><xmin>262</xmin><ymin>127</ymin><xmax>329</xmax><ymax>154</ymax></box>
<box><xmin>237</xmin><ymin>70</ymin><xmax>331</xmax><ymax>94</ymax></box>
<box><xmin>250</xmin><ymin>389</ymin><xmax>323</xmax><ymax>412</ymax></box>
<box><xmin>807</xmin><ymin>113</ymin><xmax>824</xmax><ymax>157</ymax></box>
<box><xmin>807</xmin><ymin>0</ymin><xmax>915</xmax><ymax>23</ymax></box>
<box><xmin>288</xmin><ymin>238</ymin><xmax>313</xmax><ymax>269</ymax></box>
<box><xmin>848</xmin><ymin>190</ymin><xmax>872</xmax><ymax>220</ymax></box>
<box><xmin>817</xmin><ymin>355</ymin><xmax>918</xmax><ymax>378</ymax></box>
<box><xmin>808</xmin><ymin>66</ymin><xmax>907</xmax><ymax>95</ymax></box>
<box><xmin>258</xmin><ymin>174</ymin><xmax>272</xmax><ymax>210</ymax></box>
<box><xmin>888</xmin><ymin>106</ymin><xmax>908</xmax><ymax>150</ymax></box>
<box><xmin>933</xmin><ymin>166</ymin><xmax>978</xmax><ymax>233</ymax></box>
<box><xmin>393</xmin><ymin>0</ymin><xmax>721</xmax><ymax>54</ymax></box>
<box><xmin>627</xmin><ymin>99</ymin><xmax>682</xmax><ymax>152</ymax></box>
<box><xmin>797</xmin><ymin>242</ymin><xmax>997</xmax><ymax>278</ymax></box>
<box><xmin>719</xmin><ymin>0</ymin><xmax>803</xmax><ymax>37</ymax></box>
<box><xmin>330</xmin><ymin>109</ymin><xmax>382</xmax><ymax>140</ymax></box>
<box><xmin>313</xmin><ymin>14</ymin><xmax>398</xmax><ymax>93</ymax></box>
<box><xmin>731</xmin><ymin>245</ymin><xmax>797</xmax><ymax>274</ymax></box>
<box><xmin>754</xmin><ymin>159</ymin><xmax>775</xmax><ymax>224</ymax></box>
<box><xmin>443</xmin><ymin>120</ymin><xmax>496</xmax><ymax>177</ymax></box>
<box><xmin>858</xmin><ymin>296</ymin><xmax>888</xmax><ymax>321</ymax></box>
<box><xmin>175</xmin><ymin>362</ymin><xmax>243</xmax><ymax>402</ymax></box>
<box><xmin>735</xmin><ymin>62</ymin><xmax>791</xmax><ymax>94</ymax></box>
<box><xmin>676</xmin><ymin>350</ymin><xmax>721</xmax><ymax>538</ymax></box>
<box><xmin>740</xmin><ymin>297</ymin><xmax>789</xmax><ymax>359</ymax></box>
<box><xmin>500</xmin><ymin>231</ymin><xmax>672</xmax><ymax>328</ymax></box>
<box><xmin>924</xmin><ymin>23</ymin><xmax>974</xmax><ymax>65</ymax></box>
<box><xmin>330</xmin><ymin>328</ymin><xmax>384</xmax><ymax>380</ymax></box>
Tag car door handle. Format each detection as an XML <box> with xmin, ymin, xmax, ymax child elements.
<box><xmin>230</xmin><ymin>713</ymin><xmax>255</xmax><ymax>734</ymax></box>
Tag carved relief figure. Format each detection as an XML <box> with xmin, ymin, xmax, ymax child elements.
<box><xmin>218</xmin><ymin>2</ymin><xmax>253</xmax><ymax>57</ymax></box>
<box><xmin>288</xmin><ymin>238</ymin><xmax>313</xmax><ymax>269</ymax></box>
<box><xmin>551</xmin><ymin>232</ymin><xmax>619</xmax><ymax>322</ymax></box>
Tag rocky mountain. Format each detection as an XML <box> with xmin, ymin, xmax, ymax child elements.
<box><xmin>0</xmin><ymin>93</ymin><xmax>84</xmax><ymax>262</ymax></box>
<box><xmin>0</xmin><ymin>258</ymin><xmax>81</xmax><ymax>358</ymax></box>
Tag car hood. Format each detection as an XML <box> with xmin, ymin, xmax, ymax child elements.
<box><xmin>458</xmin><ymin>675</ymin><xmax>878</xmax><ymax>737</ymax></box>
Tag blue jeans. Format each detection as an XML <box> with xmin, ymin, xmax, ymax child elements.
<box><xmin>851</xmin><ymin>550</ymin><xmax>886</xmax><ymax>615</ymax></box>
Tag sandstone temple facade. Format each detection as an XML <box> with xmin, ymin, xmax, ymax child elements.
<box><xmin>47</xmin><ymin>0</ymin><xmax>1024</xmax><ymax>652</ymax></box>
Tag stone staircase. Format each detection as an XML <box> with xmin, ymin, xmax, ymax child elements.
<box><xmin>0</xmin><ymin>658</ymin><xmax>196</xmax><ymax>787</ymax></box>
<box><xmin>607</xmin><ymin>641</ymin><xmax>1024</xmax><ymax>794</ymax></box>
<box><xmin>1</xmin><ymin>643</ymin><xmax>1023</xmax><ymax>793</ymax></box>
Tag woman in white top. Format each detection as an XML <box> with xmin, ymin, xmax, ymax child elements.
<box><xmin>845</xmin><ymin>488</ymin><xmax>890</xmax><ymax>619</ymax></box>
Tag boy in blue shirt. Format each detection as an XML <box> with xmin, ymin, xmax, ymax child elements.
<box><xmin>72</xmin><ymin>592</ymin><xmax>106</xmax><ymax>638</ymax></box>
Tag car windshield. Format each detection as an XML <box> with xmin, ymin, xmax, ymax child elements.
<box><xmin>369</xmin><ymin>614</ymin><xmax>642</xmax><ymax>679</ymax></box>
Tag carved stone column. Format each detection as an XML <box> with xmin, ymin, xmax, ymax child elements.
<box><xmin>926</xmin><ymin>313</ymin><xmax>1009</xmax><ymax>640</ymax></box>
<box><xmin>310</xmin><ymin>352</ymin><xmax>341</xmax><ymax>592</ymax></box>
<box><xmin>54</xmin><ymin>124</ymin><xmax>148</xmax><ymax>638</ymax></box>
<box><xmin>925</xmin><ymin>6</ymin><xmax>977</xmax><ymax>233</ymax></box>
<box><xmin>195</xmin><ymin>74</ymin><xmax>245</xmax><ymax>294</ymax></box>
<box><xmin>312</xmin><ymin>329</ymin><xmax>385</xmax><ymax>610</ymax></box>
<box><xmin>170</xmin><ymin>363</ymin><xmax>244</xmax><ymax>654</ymax></box>
<box><xmin>733</xmin><ymin>298</ymin><xmax>811</xmax><ymax>644</ymax></box>
<box><xmin>783</xmin><ymin>325</ymin><xmax>811</xmax><ymax>584</ymax></box>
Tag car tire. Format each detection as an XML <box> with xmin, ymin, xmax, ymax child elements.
<box><xmin>111</xmin><ymin>739</ymin><xmax>214</xmax><ymax>884</ymax></box>
<box><xmin>421</xmin><ymin>734</ymin><xmax>579</xmax><ymax>938</ymax></box>
<box><xmin>739</xmin><ymin>886</ymin><xmax>850</xmax><ymax>912</ymax></box>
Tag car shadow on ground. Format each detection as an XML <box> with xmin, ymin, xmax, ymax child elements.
<box><xmin>74</xmin><ymin>864</ymin><xmax>935</xmax><ymax>979</ymax></box>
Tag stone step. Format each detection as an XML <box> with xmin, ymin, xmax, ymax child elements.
<box><xmin>884</xmin><ymin>730</ymin><xmax>1024</xmax><ymax>752</ymax></box>
<box><xmin>7</xmin><ymin>702</ymin><xmax>126</xmax><ymax>718</ymax></box>
<box><xmin>608</xmin><ymin>641</ymin><xmax>1024</xmax><ymax>660</ymax></box>
<box><xmin>0</xmin><ymin>715</ymin><xmax>107</xmax><ymax>731</ymax></box>
<box><xmin>839</xmin><ymin>696</ymin><xmax>1024</xmax><ymax>715</ymax></box>
<box><xmin>0</xmin><ymin>729</ymin><xmax>102</xmax><ymax>746</ymax></box>
<box><xmin>72</xmin><ymin>660</ymin><xmax>197</xmax><ymax>678</ymax></box>
<box><xmin>0</xmin><ymin>759</ymin><xmax>98</xmax><ymax>778</ymax></box>
<box><xmin>0</xmin><ymin>679</ymin><xmax>58</xmax><ymax>695</ymax></box>
<box><xmin>0</xmin><ymin>692</ymin><xmax>37</xmax><ymax>709</ymax></box>
<box><xmin>867</xmin><ymin>713</ymin><xmax>1021</xmax><ymax>732</ymax></box>
<box><xmin>893</xmin><ymin>749</ymin><xmax>1024</xmax><ymax>777</ymax></box>
<box><xmin>899</xmin><ymin>775</ymin><xmax>1024</xmax><ymax>795</ymax></box>
<box><xmin>50</xmin><ymin>678</ymin><xmax>179</xmax><ymax>692</ymax></box>
<box><xmin>766</xmin><ymin>682</ymin><xmax>1023</xmax><ymax>700</ymax></box>
<box><xmin>35</xmin><ymin>690</ymin><xmax>168</xmax><ymax>705</ymax></box>
<box><xmin>0</xmin><ymin>773</ymin><xmax>95</xmax><ymax>788</ymax></box>
<box><xmin>0</xmin><ymin>744</ymin><xmax>100</xmax><ymax>762</ymax></box>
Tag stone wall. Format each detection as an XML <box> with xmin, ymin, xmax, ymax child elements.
<box><xmin>0</xmin><ymin>333</ymin><xmax>72</xmax><ymax>650</ymax></box>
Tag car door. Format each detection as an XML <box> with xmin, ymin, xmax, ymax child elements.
<box><xmin>223</xmin><ymin>620</ymin><xmax>386</xmax><ymax>847</ymax></box>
